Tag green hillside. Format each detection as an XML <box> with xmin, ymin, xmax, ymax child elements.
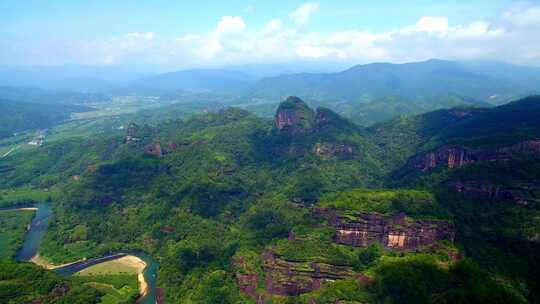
<box><xmin>2</xmin><ymin>96</ymin><xmax>539</xmax><ymax>303</ymax></box>
<box><xmin>0</xmin><ymin>99</ymin><xmax>92</xmax><ymax>138</ymax></box>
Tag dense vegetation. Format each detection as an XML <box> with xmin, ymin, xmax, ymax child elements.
<box><xmin>1</xmin><ymin>95</ymin><xmax>539</xmax><ymax>303</ymax></box>
<box><xmin>0</xmin><ymin>210</ymin><xmax>34</xmax><ymax>259</ymax></box>
<box><xmin>0</xmin><ymin>260</ymin><xmax>102</xmax><ymax>304</ymax></box>
<box><xmin>0</xmin><ymin>99</ymin><xmax>92</xmax><ymax>139</ymax></box>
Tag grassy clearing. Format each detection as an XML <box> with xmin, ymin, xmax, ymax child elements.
<box><xmin>74</xmin><ymin>274</ymin><xmax>139</xmax><ymax>304</ymax></box>
<box><xmin>0</xmin><ymin>209</ymin><xmax>34</xmax><ymax>259</ymax></box>
<box><xmin>0</xmin><ymin>187</ymin><xmax>55</xmax><ymax>208</ymax></box>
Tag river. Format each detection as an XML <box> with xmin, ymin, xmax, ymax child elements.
<box><xmin>8</xmin><ymin>203</ymin><xmax>159</xmax><ymax>304</ymax></box>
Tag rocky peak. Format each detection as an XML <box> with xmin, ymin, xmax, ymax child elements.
<box><xmin>274</xmin><ymin>96</ymin><xmax>315</xmax><ymax>135</ymax></box>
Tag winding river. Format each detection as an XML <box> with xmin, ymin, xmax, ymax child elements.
<box><xmin>7</xmin><ymin>203</ymin><xmax>159</xmax><ymax>304</ymax></box>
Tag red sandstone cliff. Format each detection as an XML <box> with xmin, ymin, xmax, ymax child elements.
<box><xmin>407</xmin><ymin>139</ymin><xmax>540</xmax><ymax>171</ymax></box>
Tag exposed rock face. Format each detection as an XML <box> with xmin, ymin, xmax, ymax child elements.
<box><xmin>449</xmin><ymin>180</ymin><xmax>539</xmax><ymax>206</ymax></box>
<box><xmin>236</xmin><ymin>272</ymin><xmax>260</xmax><ymax>300</ymax></box>
<box><xmin>233</xmin><ymin>256</ymin><xmax>266</xmax><ymax>303</ymax></box>
<box><xmin>498</xmin><ymin>139</ymin><xmax>540</xmax><ymax>154</ymax></box>
<box><xmin>407</xmin><ymin>145</ymin><xmax>473</xmax><ymax>171</ymax></box>
<box><xmin>275</xmin><ymin>109</ymin><xmax>301</xmax><ymax>130</ymax></box>
<box><xmin>407</xmin><ymin>139</ymin><xmax>540</xmax><ymax>171</ymax></box>
<box><xmin>274</xmin><ymin>96</ymin><xmax>314</xmax><ymax>135</ymax></box>
<box><xmin>125</xmin><ymin>123</ymin><xmax>141</xmax><ymax>144</ymax></box>
<box><xmin>262</xmin><ymin>251</ymin><xmax>355</xmax><ymax>296</ymax></box>
<box><xmin>143</xmin><ymin>141</ymin><xmax>179</xmax><ymax>157</ymax></box>
<box><xmin>164</xmin><ymin>143</ymin><xmax>178</xmax><ymax>154</ymax></box>
<box><xmin>314</xmin><ymin>143</ymin><xmax>354</xmax><ymax>159</ymax></box>
<box><xmin>314</xmin><ymin>109</ymin><xmax>333</xmax><ymax>126</ymax></box>
<box><xmin>144</xmin><ymin>142</ymin><xmax>163</xmax><ymax>157</ymax></box>
<box><xmin>315</xmin><ymin>209</ymin><xmax>455</xmax><ymax>250</ymax></box>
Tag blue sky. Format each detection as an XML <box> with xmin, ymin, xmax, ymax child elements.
<box><xmin>1</xmin><ymin>1</ymin><xmax>539</xmax><ymax>68</ymax></box>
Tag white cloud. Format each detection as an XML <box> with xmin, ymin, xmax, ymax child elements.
<box><xmin>290</xmin><ymin>3</ymin><xmax>319</xmax><ymax>25</ymax></box>
<box><xmin>126</xmin><ymin>32</ymin><xmax>156</xmax><ymax>40</ymax></box>
<box><xmin>215</xmin><ymin>16</ymin><xmax>246</xmax><ymax>35</ymax></box>
<box><xmin>408</xmin><ymin>16</ymin><xmax>449</xmax><ymax>33</ymax></box>
<box><xmin>504</xmin><ymin>3</ymin><xmax>540</xmax><ymax>27</ymax></box>
<box><xmin>262</xmin><ymin>19</ymin><xmax>282</xmax><ymax>34</ymax></box>
<box><xmin>8</xmin><ymin>4</ymin><xmax>540</xmax><ymax>67</ymax></box>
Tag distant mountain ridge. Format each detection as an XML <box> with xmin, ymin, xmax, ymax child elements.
<box><xmin>0</xmin><ymin>86</ymin><xmax>109</xmax><ymax>105</ymax></box>
<box><xmin>0</xmin><ymin>99</ymin><xmax>92</xmax><ymax>138</ymax></box>
<box><xmin>2</xmin><ymin>59</ymin><xmax>539</xmax><ymax>127</ymax></box>
<box><xmin>244</xmin><ymin>59</ymin><xmax>540</xmax><ymax>105</ymax></box>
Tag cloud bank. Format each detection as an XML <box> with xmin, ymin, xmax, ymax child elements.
<box><xmin>4</xmin><ymin>2</ymin><xmax>540</xmax><ymax>68</ymax></box>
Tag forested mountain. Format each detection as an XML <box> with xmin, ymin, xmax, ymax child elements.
<box><xmin>2</xmin><ymin>95</ymin><xmax>539</xmax><ymax>303</ymax></box>
<box><xmin>0</xmin><ymin>99</ymin><xmax>92</xmax><ymax>138</ymax></box>
<box><xmin>372</xmin><ymin>96</ymin><xmax>540</xmax><ymax>304</ymax></box>
<box><xmin>245</xmin><ymin>60</ymin><xmax>539</xmax><ymax>104</ymax></box>
<box><xmin>0</xmin><ymin>86</ymin><xmax>110</xmax><ymax>105</ymax></box>
<box><xmin>237</xmin><ymin>60</ymin><xmax>539</xmax><ymax>126</ymax></box>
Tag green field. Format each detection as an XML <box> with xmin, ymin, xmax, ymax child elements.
<box><xmin>0</xmin><ymin>209</ymin><xmax>34</xmax><ymax>259</ymax></box>
<box><xmin>0</xmin><ymin>187</ymin><xmax>55</xmax><ymax>208</ymax></box>
<box><xmin>73</xmin><ymin>274</ymin><xmax>140</xmax><ymax>304</ymax></box>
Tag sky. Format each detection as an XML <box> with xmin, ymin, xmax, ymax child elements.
<box><xmin>1</xmin><ymin>0</ymin><xmax>539</xmax><ymax>68</ymax></box>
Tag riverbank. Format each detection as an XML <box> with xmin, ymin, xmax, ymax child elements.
<box><xmin>75</xmin><ymin>255</ymin><xmax>148</xmax><ymax>298</ymax></box>
<box><xmin>4</xmin><ymin>203</ymin><xmax>157</xmax><ymax>303</ymax></box>
<box><xmin>0</xmin><ymin>207</ymin><xmax>38</xmax><ymax>212</ymax></box>
<box><xmin>31</xmin><ymin>254</ymin><xmax>85</xmax><ymax>270</ymax></box>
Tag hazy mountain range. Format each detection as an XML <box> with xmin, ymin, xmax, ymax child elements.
<box><xmin>2</xmin><ymin>60</ymin><xmax>539</xmax><ymax>101</ymax></box>
<box><xmin>1</xmin><ymin>59</ymin><xmax>539</xmax><ymax>134</ymax></box>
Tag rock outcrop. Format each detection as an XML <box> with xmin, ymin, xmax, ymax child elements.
<box><xmin>407</xmin><ymin>145</ymin><xmax>474</xmax><ymax>171</ymax></box>
<box><xmin>498</xmin><ymin>139</ymin><xmax>540</xmax><ymax>154</ymax></box>
<box><xmin>262</xmin><ymin>251</ymin><xmax>355</xmax><ymax>296</ymax></box>
<box><xmin>125</xmin><ymin>125</ymin><xmax>140</xmax><ymax>143</ymax></box>
<box><xmin>273</xmin><ymin>97</ymin><xmax>359</xmax><ymax>159</ymax></box>
<box><xmin>407</xmin><ymin>139</ymin><xmax>540</xmax><ymax>171</ymax></box>
<box><xmin>234</xmin><ymin>251</ymin><xmax>371</xmax><ymax>300</ymax></box>
<box><xmin>144</xmin><ymin>142</ymin><xmax>163</xmax><ymax>157</ymax></box>
<box><xmin>449</xmin><ymin>180</ymin><xmax>539</xmax><ymax>206</ymax></box>
<box><xmin>315</xmin><ymin>209</ymin><xmax>455</xmax><ymax>250</ymax></box>
<box><xmin>143</xmin><ymin>141</ymin><xmax>178</xmax><ymax>157</ymax></box>
<box><xmin>314</xmin><ymin>143</ymin><xmax>354</xmax><ymax>159</ymax></box>
<box><xmin>274</xmin><ymin>96</ymin><xmax>314</xmax><ymax>135</ymax></box>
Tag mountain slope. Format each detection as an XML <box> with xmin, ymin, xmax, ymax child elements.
<box><xmin>2</xmin><ymin>96</ymin><xmax>539</xmax><ymax>303</ymax></box>
<box><xmin>246</xmin><ymin>60</ymin><xmax>539</xmax><ymax>104</ymax></box>
<box><xmin>0</xmin><ymin>99</ymin><xmax>92</xmax><ymax>138</ymax></box>
<box><xmin>368</xmin><ymin>96</ymin><xmax>540</xmax><ymax>302</ymax></box>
